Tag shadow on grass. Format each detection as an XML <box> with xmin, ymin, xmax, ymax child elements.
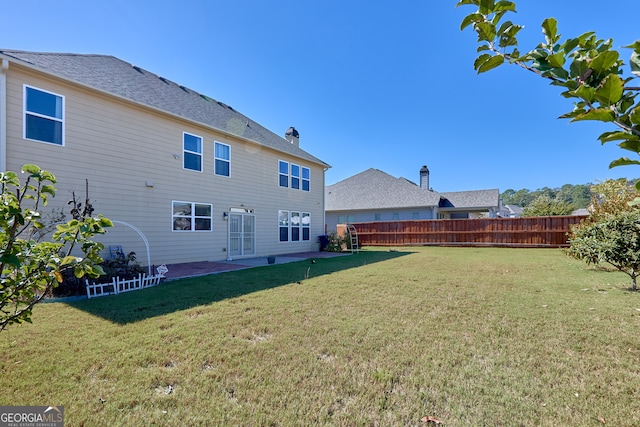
<box><xmin>68</xmin><ymin>250</ymin><xmax>412</xmax><ymax>324</ymax></box>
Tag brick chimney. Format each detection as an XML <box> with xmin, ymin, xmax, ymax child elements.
<box><xmin>285</xmin><ymin>127</ymin><xmax>299</xmax><ymax>147</ymax></box>
<box><xmin>419</xmin><ymin>165</ymin><xmax>430</xmax><ymax>190</ymax></box>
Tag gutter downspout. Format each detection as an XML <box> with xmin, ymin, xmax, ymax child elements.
<box><xmin>0</xmin><ymin>58</ymin><xmax>8</xmax><ymax>172</ymax></box>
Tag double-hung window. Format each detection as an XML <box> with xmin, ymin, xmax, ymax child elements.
<box><xmin>24</xmin><ymin>85</ymin><xmax>64</xmax><ymax>145</ymax></box>
<box><xmin>291</xmin><ymin>164</ymin><xmax>300</xmax><ymax>190</ymax></box>
<box><xmin>278</xmin><ymin>210</ymin><xmax>289</xmax><ymax>241</ymax></box>
<box><xmin>279</xmin><ymin>161</ymin><xmax>289</xmax><ymax>188</ymax></box>
<box><xmin>214</xmin><ymin>142</ymin><xmax>230</xmax><ymax>176</ymax></box>
<box><xmin>302</xmin><ymin>212</ymin><xmax>310</xmax><ymax>240</ymax></box>
<box><xmin>291</xmin><ymin>211</ymin><xmax>301</xmax><ymax>241</ymax></box>
<box><xmin>183</xmin><ymin>132</ymin><xmax>202</xmax><ymax>171</ymax></box>
<box><xmin>302</xmin><ymin>167</ymin><xmax>310</xmax><ymax>191</ymax></box>
<box><xmin>172</xmin><ymin>201</ymin><xmax>212</xmax><ymax>231</ymax></box>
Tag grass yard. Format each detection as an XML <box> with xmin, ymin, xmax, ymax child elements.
<box><xmin>1</xmin><ymin>247</ymin><xmax>640</xmax><ymax>426</ymax></box>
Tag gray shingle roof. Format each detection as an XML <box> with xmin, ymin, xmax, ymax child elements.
<box><xmin>325</xmin><ymin>168</ymin><xmax>500</xmax><ymax>212</ymax></box>
<box><xmin>439</xmin><ymin>189</ymin><xmax>500</xmax><ymax>210</ymax></box>
<box><xmin>0</xmin><ymin>50</ymin><xmax>328</xmax><ymax>167</ymax></box>
<box><xmin>325</xmin><ymin>168</ymin><xmax>441</xmax><ymax>211</ymax></box>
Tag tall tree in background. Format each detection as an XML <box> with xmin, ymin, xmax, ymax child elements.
<box><xmin>458</xmin><ymin>0</ymin><xmax>640</xmax><ymax>185</ymax></box>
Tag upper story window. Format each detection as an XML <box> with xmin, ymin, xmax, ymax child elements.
<box><xmin>214</xmin><ymin>142</ymin><xmax>230</xmax><ymax>177</ymax></box>
<box><xmin>302</xmin><ymin>167</ymin><xmax>310</xmax><ymax>192</ymax></box>
<box><xmin>183</xmin><ymin>132</ymin><xmax>202</xmax><ymax>171</ymax></box>
<box><xmin>24</xmin><ymin>85</ymin><xmax>64</xmax><ymax>146</ymax></box>
<box><xmin>172</xmin><ymin>201</ymin><xmax>212</xmax><ymax>231</ymax></box>
<box><xmin>279</xmin><ymin>160</ymin><xmax>310</xmax><ymax>191</ymax></box>
<box><xmin>291</xmin><ymin>164</ymin><xmax>300</xmax><ymax>190</ymax></box>
<box><xmin>279</xmin><ymin>161</ymin><xmax>289</xmax><ymax>188</ymax></box>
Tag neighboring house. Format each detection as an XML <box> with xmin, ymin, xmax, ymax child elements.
<box><xmin>0</xmin><ymin>50</ymin><xmax>329</xmax><ymax>266</ymax></box>
<box><xmin>498</xmin><ymin>204</ymin><xmax>523</xmax><ymax>218</ymax></box>
<box><xmin>325</xmin><ymin>167</ymin><xmax>500</xmax><ymax>231</ymax></box>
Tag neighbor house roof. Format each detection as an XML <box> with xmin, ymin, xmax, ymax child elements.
<box><xmin>325</xmin><ymin>168</ymin><xmax>441</xmax><ymax>211</ymax></box>
<box><xmin>439</xmin><ymin>189</ymin><xmax>500</xmax><ymax>210</ymax></box>
<box><xmin>325</xmin><ymin>168</ymin><xmax>500</xmax><ymax>212</ymax></box>
<box><xmin>0</xmin><ymin>50</ymin><xmax>328</xmax><ymax>167</ymax></box>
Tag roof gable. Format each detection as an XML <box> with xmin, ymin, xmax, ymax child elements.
<box><xmin>1</xmin><ymin>50</ymin><xmax>327</xmax><ymax>167</ymax></box>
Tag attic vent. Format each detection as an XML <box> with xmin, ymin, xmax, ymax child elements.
<box><xmin>200</xmin><ymin>94</ymin><xmax>213</xmax><ymax>102</ymax></box>
<box><xmin>159</xmin><ymin>77</ymin><xmax>170</xmax><ymax>84</ymax></box>
<box><xmin>132</xmin><ymin>66</ymin><xmax>144</xmax><ymax>74</ymax></box>
<box><xmin>179</xmin><ymin>85</ymin><xmax>189</xmax><ymax>93</ymax></box>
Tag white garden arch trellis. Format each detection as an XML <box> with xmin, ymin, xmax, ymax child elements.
<box><xmin>111</xmin><ymin>220</ymin><xmax>152</xmax><ymax>275</ymax></box>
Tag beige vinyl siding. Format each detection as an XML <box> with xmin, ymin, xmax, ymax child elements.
<box><xmin>4</xmin><ymin>63</ymin><xmax>325</xmax><ymax>266</ymax></box>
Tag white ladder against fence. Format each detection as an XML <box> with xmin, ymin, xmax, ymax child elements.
<box><xmin>347</xmin><ymin>224</ymin><xmax>360</xmax><ymax>253</ymax></box>
<box><xmin>86</xmin><ymin>273</ymin><xmax>164</xmax><ymax>299</ymax></box>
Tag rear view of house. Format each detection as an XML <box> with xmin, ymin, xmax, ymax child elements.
<box><xmin>0</xmin><ymin>50</ymin><xmax>329</xmax><ymax>266</ymax></box>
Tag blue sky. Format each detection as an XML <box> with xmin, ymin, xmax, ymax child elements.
<box><xmin>3</xmin><ymin>1</ymin><xmax>639</xmax><ymax>191</ymax></box>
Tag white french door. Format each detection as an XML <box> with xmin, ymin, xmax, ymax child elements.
<box><xmin>228</xmin><ymin>210</ymin><xmax>256</xmax><ymax>259</ymax></box>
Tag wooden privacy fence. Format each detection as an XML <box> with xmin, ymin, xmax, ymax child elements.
<box><xmin>350</xmin><ymin>216</ymin><xmax>586</xmax><ymax>248</ymax></box>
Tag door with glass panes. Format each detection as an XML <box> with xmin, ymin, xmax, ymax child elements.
<box><xmin>228</xmin><ymin>209</ymin><xmax>255</xmax><ymax>259</ymax></box>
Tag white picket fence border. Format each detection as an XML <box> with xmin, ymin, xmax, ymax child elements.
<box><xmin>86</xmin><ymin>273</ymin><xmax>164</xmax><ymax>299</ymax></box>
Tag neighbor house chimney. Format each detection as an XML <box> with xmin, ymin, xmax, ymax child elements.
<box><xmin>285</xmin><ymin>127</ymin><xmax>299</xmax><ymax>147</ymax></box>
<box><xmin>419</xmin><ymin>165</ymin><xmax>430</xmax><ymax>190</ymax></box>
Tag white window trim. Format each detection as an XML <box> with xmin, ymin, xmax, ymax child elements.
<box><xmin>290</xmin><ymin>163</ymin><xmax>301</xmax><ymax>190</ymax></box>
<box><xmin>302</xmin><ymin>167</ymin><xmax>310</xmax><ymax>192</ymax></box>
<box><xmin>278</xmin><ymin>160</ymin><xmax>289</xmax><ymax>188</ymax></box>
<box><xmin>214</xmin><ymin>141</ymin><xmax>231</xmax><ymax>177</ymax></box>
<box><xmin>23</xmin><ymin>84</ymin><xmax>65</xmax><ymax>146</ymax></box>
<box><xmin>183</xmin><ymin>132</ymin><xmax>203</xmax><ymax>172</ymax></box>
<box><xmin>172</xmin><ymin>200</ymin><xmax>213</xmax><ymax>232</ymax></box>
<box><xmin>279</xmin><ymin>160</ymin><xmax>311</xmax><ymax>191</ymax></box>
<box><xmin>279</xmin><ymin>210</ymin><xmax>311</xmax><ymax>242</ymax></box>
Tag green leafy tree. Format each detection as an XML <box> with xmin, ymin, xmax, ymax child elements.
<box><xmin>521</xmin><ymin>194</ymin><xmax>574</xmax><ymax>216</ymax></box>
<box><xmin>0</xmin><ymin>164</ymin><xmax>112</xmax><ymax>330</ymax></box>
<box><xmin>458</xmin><ymin>0</ymin><xmax>640</xmax><ymax>186</ymax></box>
<box><xmin>566</xmin><ymin>209</ymin><xmax>640</xmax><ymax>290</ymax></box>
<box><xmin>566</xmin><ymin>179</ymin><xmax>640</xmax><ymax>289</ymax></box>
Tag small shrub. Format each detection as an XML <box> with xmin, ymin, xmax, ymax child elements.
<box><xmin>325</xmin><ymin>232</ymin><xmax>348</xmax><ymax>252</ymax></box>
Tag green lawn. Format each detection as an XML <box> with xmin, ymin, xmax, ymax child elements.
<box><xmin>1</xmin><ymin>247</ymin><xmax>639</xmax><ymax>426</ymax></box>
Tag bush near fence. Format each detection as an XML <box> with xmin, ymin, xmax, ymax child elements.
<box><xmin>348</xmin><ymin>216</ymin><xmax>586</xmax><ymax>248</ymax></box>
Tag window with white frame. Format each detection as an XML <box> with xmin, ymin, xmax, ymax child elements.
<box><xmin>279</xmin><ymin>210</ymin><xmax>310</xmax><ymax>242</ymax></box>
<box><xmin>291</xmin><ymin>164</ymin><xmax>300</xmax><ymax>190</ymax></box>
<box><xmin>214</xmin><ymin>141</ymin><xmax>230</xmax><ymax>176</ymax></box>
<box><xmin>24</xmin><ymin>85</ymin><xmax>64</xmax><ymax>145</ymax></box>
<box><xmin>172</xmin><ymin>201</ymin><xmax>212</xmax><ymax>231</ymax></box>
<box><xmin>183</xmin><ymin>132</ymin><xmax>202</xmax><ymax>171</ymax></box>
<box><xmin>291</xmin><ymin>211</ymin><xmax>301</xmax><ymax>241</ymax></box>
<box><xmin>279</xmin><ymin>160</ymin><xmax>289</xmax><ymax>188</ymax></box>
<box><xmin>302</xmin><ymin>212</ymin><xmax>310</xmax><ymax>240</ymax></box>
<box><xmin>302</xmin><ymin>167</ymin><xmax>310</xmax><ymax>191</ymax></box>
<box><xmin>279</xmin><ymin>160</ymin><xmax>310</xmax><ymax>191</ymax></box>
<box><xmin>279</xmin><ymin>210</ymin><xmax>289</xmax><ymax>241</ymax></box>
